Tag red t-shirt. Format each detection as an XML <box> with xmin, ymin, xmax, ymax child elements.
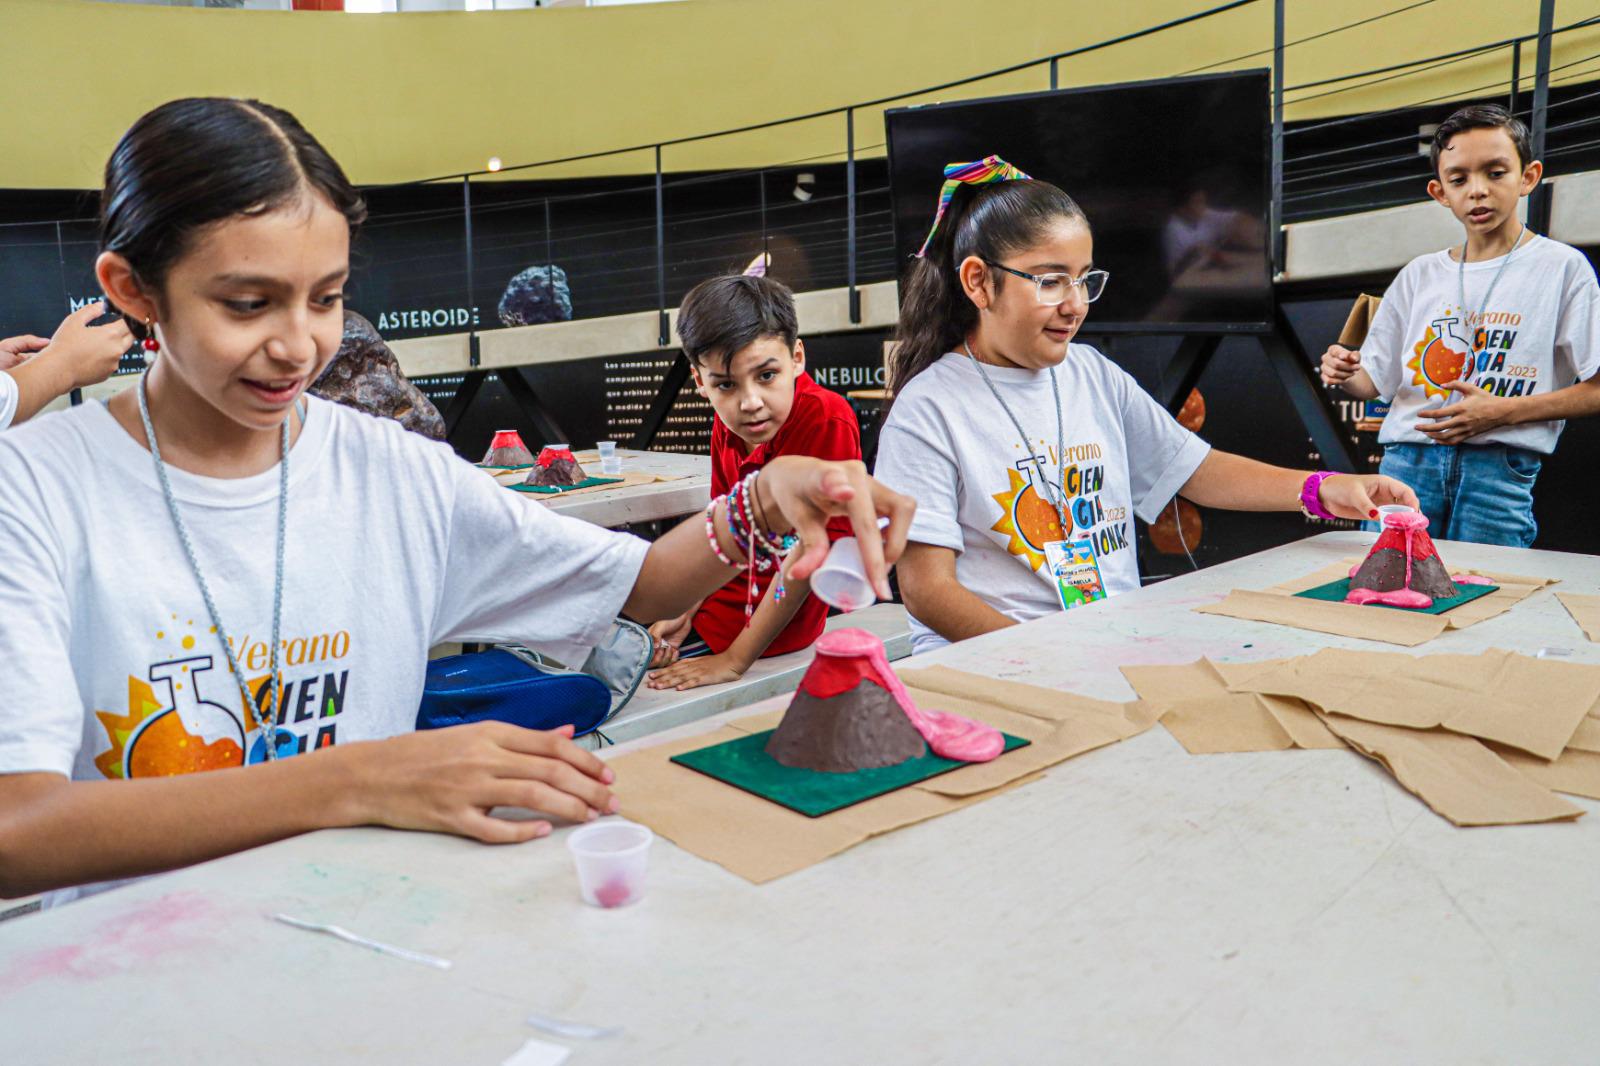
<box><xmin>694</xmin><ymin>372</ymin><xmax>862</xmax><ymax>657</ymax></box>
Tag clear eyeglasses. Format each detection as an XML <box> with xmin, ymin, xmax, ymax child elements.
<box><xmin>984</xmin><ymin>260</ymin><xmax>1110</xmax><ymax>305</ymax></box>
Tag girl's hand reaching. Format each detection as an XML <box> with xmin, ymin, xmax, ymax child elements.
<box><xmin>1317</xmin><ymin>473</ymin><xmax>1420</xmax><ymax>521</ymax></box>
<box><xmin>752</xmin><ymin>457</ymin><xmax>915</xmax><ymax>600</ymax></box>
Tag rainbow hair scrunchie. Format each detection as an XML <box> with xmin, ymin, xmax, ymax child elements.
<box><xmin>914</xmin><ymin>154</ymin><xmax>1033</xmax><ymax>258</ymax></box>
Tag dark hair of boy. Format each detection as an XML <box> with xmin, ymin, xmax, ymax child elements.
<box><xmin>99</xmin><ymin>97</ymin><xmax>368</xmax><ymax>341</ymax></box>
<box><xmin>888</xmin><ymin>177</ymin><xmax>1087</xmax><ymax>404</ymax></box>
<box><xmin>1429</xmin><ymin>103</ymin><xmax>1533</xmax><ymax>177</ymax></box>
<box><xmin>676</xmin><ymin>274</ymin><xmax>799</xmax><ymax>371</ymax></box>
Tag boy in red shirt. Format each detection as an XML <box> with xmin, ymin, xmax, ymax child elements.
<box><xmin>646</xmin><ymin>274</ymin><xmax>861</xmax><ymax>691</ymax></box>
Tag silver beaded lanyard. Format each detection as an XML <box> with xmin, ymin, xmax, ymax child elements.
<box><xmin>137</xmin><ymin>371</ymin><xmax>290</xmax><ymax>760</ymax></box>
<box><xmin>963</xmin><ymin>341</ymin><xmax>1070</xmax><ymax>534</ymax></box>
<box><xmin>1456</xmin><ymin>223</ymin><xmax>1526</xmax><ymax>377</ymax></box>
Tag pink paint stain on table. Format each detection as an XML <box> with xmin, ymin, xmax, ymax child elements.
<box><xmin>0</xmin><ymin>891</ymin><xmax>221</xmax><ymax>994</ymax></box>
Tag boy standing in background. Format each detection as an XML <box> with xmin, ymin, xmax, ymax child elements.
<box><xmin>1321</xmin><ymin>103</ymin><xmax>1600</xmax><ymax>546</ymax></box>
<box><xmin>647</xmin><ymin>275</ymin><xmax>861</xmax><ymax>690</ymax></box>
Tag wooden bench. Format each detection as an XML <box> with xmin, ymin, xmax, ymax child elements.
<box><xmin>579</xmin><ymin>602</ymin><xmax>912</xmax><ymax>750</ymax></box>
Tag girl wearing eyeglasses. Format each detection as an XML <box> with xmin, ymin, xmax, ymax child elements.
<box><xmin>876</xmin><ymin>164</ymin><xmax>1417</xmax><ymax>654</ymax></box>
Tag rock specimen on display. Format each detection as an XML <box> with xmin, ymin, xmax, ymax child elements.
<box><xmin>1347</xmin><ymin>510</ymin><xmax>1460</xmax><ymax>609</ymax></box>
<box><xmin>524</xmin><ymin>444</ymin><xmax>588</xmax><ymax>487</ymax></box>
<box><xmin>765</xmin><ymin>629</ymin><xmax>1004</xmax><ymax>773</ymax></box>
<box><xmin>310</xmin><ymin>311</ymin><xmax>446</xmax><ymax>439</ymax></box>
<box><xmin>498</xmin><ymin>265</ymin><xmax>573</xmax><ymax>327</ymax></box>
<box><xmin>482</xmin><ymin>429</ymin><xmax>535</xmax><ymax>467</ymax></box>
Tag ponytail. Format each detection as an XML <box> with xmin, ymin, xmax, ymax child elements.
<box><xmin>888</xmin><ymin>177</ymin><xmax>1087</xmax><ymax>402</ymax></box>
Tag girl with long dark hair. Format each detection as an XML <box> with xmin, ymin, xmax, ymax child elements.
<box><xmin>876</xmin><ymin>160</ymin><xmax>1415</xmax><ymax>653</ymax></box>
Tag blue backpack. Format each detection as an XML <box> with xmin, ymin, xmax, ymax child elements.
<box><xmin>417</xmin><ymin>621</ymin><xmax>652</xmax><ymax>739</ymax></box>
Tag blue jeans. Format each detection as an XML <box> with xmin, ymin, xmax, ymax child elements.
<box><xmin>1367</xmin><ymin>443</ymin><xmax>1541</xmax><ymax>547</ymax></box>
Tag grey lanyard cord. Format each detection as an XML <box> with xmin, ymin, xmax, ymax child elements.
<box><xmin>137</xmin><ymin>370</ymin><xmax>289</xmax><ymax>760</ymax></box>
<box><xmin>963</xmin><ymin>341</ymin><xmax>1070</xmax><ymax>534</ymax></box>
<box><xmin>1457</xmin><ymin>224</ymin><xmax>1526</xmax><ymax>363</ymax></box>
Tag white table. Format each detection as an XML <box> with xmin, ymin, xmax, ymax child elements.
<box><xmin>534</xmin><ymin>448</ymin><xmax>709</xmax><ymax>528</ymax></box>
<box><xmin>4</xmin><ymin>533</ymin><xmax>1596</xmax><ymax>1066</ymax></box>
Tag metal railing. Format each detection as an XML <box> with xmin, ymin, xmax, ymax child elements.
<box><xmin>3</xmin><ymin>1</ymin><xmax>1597</xmax><ymax>365</ymax></box>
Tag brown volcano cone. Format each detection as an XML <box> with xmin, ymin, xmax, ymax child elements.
<box><xmin>765</xmin><ymin>683</ymin><xmax>927</xmax><ymax>772</ymax></box>
<box><xmin>1349</xmin><ymin>548</ymin><xmax>1458</xmax><ymax>599</ymax></box>
<box><xmin>764</xmin><ymin>629</ymin><xmax>927</xmax><ymax>773</ymax></box>
<box><xmin>482</xmin><ymin>429</ymin><xmax>535</xmax><ymax>467</ymax></box>
<box><xmin>1349</xmin><ymin>518</ymin><xmax>1459</xmax><ymax>600</ymax></box>
<box><xmin>524</xmin><ymin>445</ymin><xmax>588</xmax><ymax>487</ymax></box>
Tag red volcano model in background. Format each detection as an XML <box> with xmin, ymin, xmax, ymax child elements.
<box><xmin>525</xmin><ymin>444</ymin><xmax>588</xmax><ymax>487</ymax></box>
<box><xmin>765</xmin><ymin>629</ymin><xmax>1005</xmax><ymax>773</ymax></box>
<box><xmin>482</xmin><ymin>429</ymin><xmax>534</xmax><ymax>467</ymax></box>
<box><xmin>1347</xmin><ymin>510</ymin><xmax>1460</xmax><ymax>609</ymax></box>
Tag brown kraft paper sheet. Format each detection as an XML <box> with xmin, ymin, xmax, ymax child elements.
<box><xmin>1230</xmin><ymin>647</ymin><xmax>1600</xmax><ymax>761</ymax></box>
<box><xmin>1195</xmin><ymin>560</ymin><xmax>1556</xmax><ymax>647</ymax></box>
<box><xmin>1494</xmin><ymin>745</ymin><xmax>1600</xmax><ymax>802</ymax></box>
<box><xmin>1557</xmin><ymin>593</ymin><xmax>1600</xmax><ymax>643</ymax></box>
<box><xmin>1317</xmin><ymin>715</ymin><xmax>1582</xmax><ymax>826</ymax></box>
<box><xmin>608</xmin><ymin>669</ymin><xmax>1158</xmax><ymax>884</ymax></box>
<box><xmin>1121</xmin><ymin>659</ymin><xmax>1343</xmax><ymax>753</ymax></box>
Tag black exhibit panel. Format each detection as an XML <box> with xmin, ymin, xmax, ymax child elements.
<box><xmin>886</xmin><ymin>71</ymin><xmax>1273</xmax><ymax>333</ymax></box>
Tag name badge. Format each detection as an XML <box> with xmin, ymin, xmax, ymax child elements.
<box><xmin>1044</xmin><ymin>539</ymin><xmax>1106</xmax><ymax>612</ymax></box>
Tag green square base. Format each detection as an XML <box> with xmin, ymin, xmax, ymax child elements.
<box><xmin>508</xmin><ymin>476</ymin><xmax>625</xmax><ymax>494</ymax></box>
<box><xmin>1294</xmin><ymin>577</ymin><xmax>1499</xmax><ymax>615</ymax></box>
<box><xmin>670</xmin><ymin>728</ymin><xmax>1030</xmax><ymax>818</ymax></box>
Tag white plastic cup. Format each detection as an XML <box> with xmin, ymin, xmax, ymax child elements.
<box><xmin>597</xmin><ymin>441</ymin><xmax>618</xmax><ymax>459</ymax></box>
<box><xmin>1377</xmin><ymin>504</ymin><xmax>1416</xmax><ymax>527</ymax></box>
<box><xmin>567</xmin><ymin>820</ymin><xmax>652</xmax><ymax>909</ymax></box>
<box><xmin>810</xmin><ymin>537</ymin><xmax>876</xmax><ymax>613</ymax></box>
<box><xmin>596</xmin><ymin>441</ymin><xmax>622</xmax><ymax>475</ymax></box>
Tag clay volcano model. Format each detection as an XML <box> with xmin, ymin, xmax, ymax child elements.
<box><xmin>1347</xmin><ymin>510</ymin><xmax>1460</xmax><ymax>609</ymax></box>
<box><xmin>765</xmin><ymin>629</ymin><xmax>1005</xmax><ymax>773</ymax></box>
<box><xmin>482</xmin><ymin>430</ymin><xmax>535</xmax><ymax>467</ymax></box>
<box><xmin>524</xmin><ymin>444</ymin><xmax>588</xmax><ymax>487</ymax></box>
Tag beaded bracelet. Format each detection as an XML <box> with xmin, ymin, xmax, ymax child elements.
<box><xmin>703</xmin><ymin>498</ymin><xmax>745</xmax><ymax>568</ymax></box>
<box><xmin>733</xmin><ymin>476</ymin><xmax>776</xmax><ymax>575</ymax></box>
<box><xmin>701</xmin><ymin>470</ymin><xmax>802</xmax><ymax>622</ymax></box>
<box><xmin>736</xmin><ymin>471</ymin><xmax>798</xmax><ymax>561</ymax></box>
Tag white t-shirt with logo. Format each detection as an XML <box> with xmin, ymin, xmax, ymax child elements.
<box><xmin>1361</xmin><ymin>234</ymin><xmax>1600</xmax><ymax>454</ymax></box>
<box><xmin>0</xmin><ymin>370</ymin><xmax>17</xmax><ymax>430</ymax></box>
<box><xmin>0</xmin><ymin>396</ymin><xmax>649</xmax><ymax>901</ymax></box>
<box><xmin>876</xmin><ymin>349</ymin><xmax>1211</xmax><ymax>654</ymax></box>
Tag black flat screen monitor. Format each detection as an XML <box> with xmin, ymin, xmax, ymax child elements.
<box><xmin>886</xmin><ymin>70</ymin><xmax>1273</xmax><ymax>333</ymax></box>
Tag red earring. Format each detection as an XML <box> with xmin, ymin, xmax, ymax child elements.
<box><xmin>142</xmin><ymin>318</ymin><xmax>160</xmax><ymax>353</ymax></box>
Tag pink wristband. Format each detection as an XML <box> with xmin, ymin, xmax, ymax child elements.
<box><xmin>1300</xmin><ymin>471</ymin><xmax>1338</xmax><ymax>521</ymax></box>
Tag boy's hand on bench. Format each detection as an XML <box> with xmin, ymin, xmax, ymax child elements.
<box><xmin>1320</xmin><ymin>345</ymin><xmax>1362</xmax><ymax>386</ymax></box>
<box><xmin>647</xmin><ymin>611</ymin><xmax>695</xmax><ymax>668</ymax></box>
<box><xmin>646</xmin><ymin>651</ymin><xmax>747</xmax><ymax>692</ymax></box>
<box><xmin>1416</xmin><ymin>380</ymin><xmax>1512</xmax><ymax>445</ymax></box>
